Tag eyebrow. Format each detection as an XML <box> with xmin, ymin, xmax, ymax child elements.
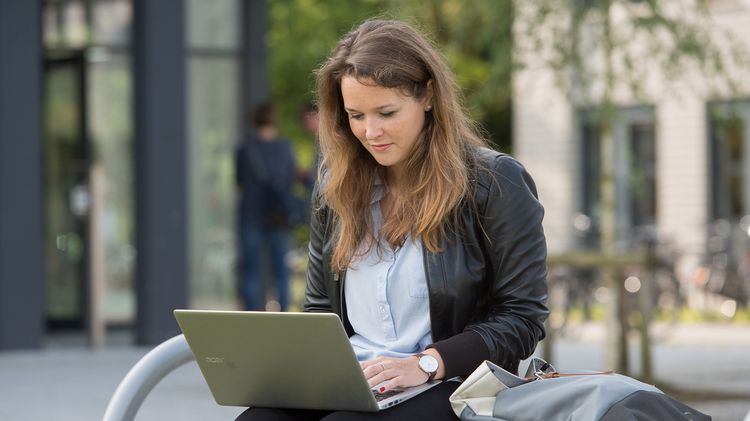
<box><xmin>344</xmin><ymin>104</ymin><xmax>397</xmax><ymax>113</ymax></box>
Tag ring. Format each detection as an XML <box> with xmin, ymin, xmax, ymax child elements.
<box><xmin>379</xmin><ymin>363</ymin><xmax>386</xmax><ymax>373</ymax></box>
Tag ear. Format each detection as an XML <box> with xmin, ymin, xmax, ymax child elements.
<box><xmin>422</xmin><ymin>79</ymin><xmax>434</xmax><ymax>110</ymax></box>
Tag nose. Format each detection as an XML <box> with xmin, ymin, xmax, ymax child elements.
<box><xmin>365</xmin><ymin>118</ymin><xmax>383</xmax><ymax>140</ymax></box>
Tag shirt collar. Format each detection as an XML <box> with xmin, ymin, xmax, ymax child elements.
<box><xmin>370</xmin><ymin>176</ymin><xmax>387</xmax><ymax>205</ymax></box>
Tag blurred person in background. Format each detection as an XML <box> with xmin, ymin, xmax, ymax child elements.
<box><xmin>236</xmin><ymin>19</ymin><xmax>548</xmax><ymax>420</ymax></box>
<box><xmin>298</xmin><ymin>101</ymin><xmax>321</xmax><ymax>192</ymax></box>
<box><xmin>235</xmin><ymin>102</ymin><xmax>297</xmax><ymax>312</ymax></box>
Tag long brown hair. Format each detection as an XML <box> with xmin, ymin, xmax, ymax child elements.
<box><xmin>316</xmin><ymin>19</ymin><xmax>487</xmax><ymax>270</ymax></box>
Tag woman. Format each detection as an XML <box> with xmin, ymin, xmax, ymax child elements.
<box><xmin>237</xmin><ymin>19</ymin><xmax>548</xmax><ymax>421</ymax></box>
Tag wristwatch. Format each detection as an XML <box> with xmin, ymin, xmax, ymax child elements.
<box><xmin>415</xmin><ymin>352</ymin><xmax>439</xmax><ymax>381</ymax></box>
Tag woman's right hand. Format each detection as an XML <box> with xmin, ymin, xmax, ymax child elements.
<box><xmin>360</xmin><ymin>349</ymin><xmax>444</xmax><ymax>393</ymax></box>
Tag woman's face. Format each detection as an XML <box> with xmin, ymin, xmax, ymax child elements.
<box><xmin>340</xmin><ymin>76</ymin><xmax>431</xmax><ymax>177</ymax></box>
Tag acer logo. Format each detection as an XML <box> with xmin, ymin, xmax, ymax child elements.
<box><xmin>205</xmin><ymin>357</ymin><xmax>225</xmax><ymax>363</ymax></box>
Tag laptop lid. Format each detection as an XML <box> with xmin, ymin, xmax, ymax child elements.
<box><xmin>174</xmin><ymin>310</ymin><xmax>382</xmax><ymax>412</ymax></box>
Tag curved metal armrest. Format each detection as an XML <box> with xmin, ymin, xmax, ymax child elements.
<box><xmin>103</xmin><ymin>334</ymin><xmax>195</xmax><ymax>421</ymax></box>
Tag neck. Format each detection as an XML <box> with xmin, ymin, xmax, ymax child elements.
<box><xmin>257</xmin><ymin>126</ymin><xmax>277</xmax><ymax>141</ymax></box>
<box><xmin>385</xmin><ymin>165</ymin><xmax>405</xmax><ymax>191</ymax></box>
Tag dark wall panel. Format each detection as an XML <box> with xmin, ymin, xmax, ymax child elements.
<box><xmin>133</xmin><ymin>0</ymin><xmax>188</xmax><ymax>345</ymax></box>
<box><xmin>0</xmin><ymin>0</ymin><xmax>45</xmax><ymax>349</ymax></box>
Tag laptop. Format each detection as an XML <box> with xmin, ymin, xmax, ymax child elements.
<box><xmin>174</xmin><ymin>309</ymin><xmax>441</xmax><ymax>412</ymax></box>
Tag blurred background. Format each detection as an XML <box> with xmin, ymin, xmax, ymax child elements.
<box><xmin>1</xmin><ymin>0</ymin><xmax>749</xmax><ymax>420</ymax></box>
<box><xmin>1</xmin><ymin>0</ymin><xmax>516</xmax><ymax>349</ymax></box>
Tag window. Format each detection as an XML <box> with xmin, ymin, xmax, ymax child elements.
<box><xmin>709</xmin><ymin>101</ymin><xmax>750</xmax><ymax>222</ymax></box>
<box><xmin>579</xmin><ymin>107</ymin><xmax>657</xmax><ymax>247</ymax></box>
<box><xmin>628</xmin><ymin>122</ymin><xmax>657</xmax><ymax>228</ymax></box>
<box><xmin>187</xmin><ymin>0</ymin><xmax>243</xmax><ymax>309</ymax></box>
<box><xmin>43</xmin><ymin>0</ymin><xmax>135</xmax><ymax>326</ymax></box>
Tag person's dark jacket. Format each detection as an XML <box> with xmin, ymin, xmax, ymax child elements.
<box><xmin>303</xmin><ymin>148</ymin><xmax>549</xmax><ymax>379</ymax></box>
<box><xmin>235</xmin><ymin>136</ymin><xmax>296</xmax><ymax>228</ymax></box>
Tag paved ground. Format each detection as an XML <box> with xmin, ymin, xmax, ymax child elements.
<box><xmin>0</xmin><ymin>322</ymin><xmax>748</xmax><ymax>421</ymax></box>
<box><xmin>548</xmin><ymin>327</ymin><xmax>750</xmax><ymax>421</ymax></box>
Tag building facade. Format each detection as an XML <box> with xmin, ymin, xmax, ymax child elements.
<box><xmin>0</xmin><ymin>0</ymin><xmax>267</xmax><ymax>349</ymax></box>
<box><xmin>513</xmin><ymin>0</ymin><xmax>750</xmax><ymax>308</ymax></box>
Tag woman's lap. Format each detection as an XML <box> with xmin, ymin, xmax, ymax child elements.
<box><xmin>235</xmin><ymin>381</ymin><xmax>460</xmax><ymax>421</ymax></box>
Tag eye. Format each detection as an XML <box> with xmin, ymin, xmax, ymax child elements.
<box><xmin>379</xmin><ymin>111</ymin><xmax>395</xmax><ymax>118</ymax></box>
<box><xmin>348</xmin><ymin>113</ymin><xmax>364</xmax><ymax>121</ymax></box>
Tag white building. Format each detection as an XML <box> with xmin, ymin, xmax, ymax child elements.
<box><xmin>514</xmin><ymin>0</ymin><xmax>750</xmax><ymax>258</ymax></box>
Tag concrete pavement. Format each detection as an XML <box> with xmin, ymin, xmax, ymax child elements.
<box><xmin>0</xmin><ymin>323</ymin><xmax>748</xmax><ymax>421</ymax></box>
<box><xmin>547</xmin><ymin>322</ymin><xmax>750</xmax><ymax>421</ymax></box>
<box><xmin>0</xmin><ymin>343</ymin><xmax>243</xmax><ymax>421</ymax></box>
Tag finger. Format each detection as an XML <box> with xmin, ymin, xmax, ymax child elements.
<box><xmin>360</xmin><ymin>356</ymin><xmax>385</xmax><ymax>370</ymax></box>
<box><xmin>378</xmin><ymin>376</ymin><xmax>405</xmax><ymax>393</ymax></box>
<box><xmin>363</xmin><ymin>364</ymin><xmax>383</xmax><ymax>380</ymax></box>
<box><xmin>367</xmin><ymin>367</ymin><xmax>394</xmax><ymax>388</ymax></box>
<box><xmin>379</xmin><ymin>366</ymin><xmax>430</xmax><ymax>392</ymax></box>
<box><xmin>362</xmin><ymin>359</ymin><xmax>389</xmax><ymax>380</ymax></box>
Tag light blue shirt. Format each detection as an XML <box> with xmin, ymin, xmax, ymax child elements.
<box><xmin>345</xmin><ymin>180</ymin><xmax>433</xmax><ymax>362</ymax></box>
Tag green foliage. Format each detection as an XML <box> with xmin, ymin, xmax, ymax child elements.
<box><xmin>267</xmin><ymin>0</ymin><xmax>515</xmax><ymax>160</ymax></box>
<box><xmin>516</xmin><ymin>0</ymin><xmax>750</xmax><ymax>105</ymax></box>
<box><xmin>268</xmin><ymin>0</ymin><xmax>384</xmax><ymax>168</ymax></box>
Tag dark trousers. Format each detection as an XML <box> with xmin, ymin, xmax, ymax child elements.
<box><xmin>235</xmin><ymin>382</ymin><xmax>460</xmax><ymax>421</ymax></box>
<box><xmin>239</xmin><ymin>221</ymin><xmax>290</xmax><ymax>311</ymax></box>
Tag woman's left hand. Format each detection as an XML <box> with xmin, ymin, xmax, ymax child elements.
<box><xmin>360</xmin><ymin>349</ymin><xmax>443</xmax><ymax>393</ymax></box>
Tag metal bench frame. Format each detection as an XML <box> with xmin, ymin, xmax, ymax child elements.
<box><xmin>103</xmin><ymin>334</ymin><xmax>194</xmax><ymax>421</ymax></box>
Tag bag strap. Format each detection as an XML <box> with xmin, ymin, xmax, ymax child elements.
<box><xmin>527</xmin><ymin>370</ymin><xmax>615</xmax><ymax>381</ymax></box>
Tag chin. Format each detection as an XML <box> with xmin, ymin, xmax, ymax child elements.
<box><xmin>373</xmin><ymin>158</ymin><xmax>396</xmax><ymax>167</ymax></box>
<box><xmin>367</xmin><ymin>154</ymin><xmax>390</xmax><ymax>167</ymax></box>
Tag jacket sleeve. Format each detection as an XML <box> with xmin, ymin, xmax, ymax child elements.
<box><xmin>472</xmin><ymin>155</ymin><xmax>548</xmax><ymax>369</ymax></box>
<box><xmin>303</xmin><ymin>180</ymin><xmax>333</xmax><ymax>313</ymax></box>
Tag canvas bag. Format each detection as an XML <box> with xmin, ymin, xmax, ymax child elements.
<box><xmin>449</xmin><ymin>358</ymin><xmax>710</xmax><ymax>421</ymax></box>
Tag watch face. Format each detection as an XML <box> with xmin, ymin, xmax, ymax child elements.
<box><xmin>419</xmin><ymin>355</ymin><xmax>439</xmax><ymax>373</ymax></box>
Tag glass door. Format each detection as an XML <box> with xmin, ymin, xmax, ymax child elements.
<box><xmin>43</xmin><ymin>53</ymin><xmax>90</xmax><ymax>329</ymax></box>
<box><xmin>42</xmin><ymin>1</ymin><xmax>136</xmax><ymax>339</ymax></box>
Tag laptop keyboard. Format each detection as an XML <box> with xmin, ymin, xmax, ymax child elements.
<box><xmin>372</xmin><ymin>389</ymin><xmax>401</xmax><ymax>402</ymax></box>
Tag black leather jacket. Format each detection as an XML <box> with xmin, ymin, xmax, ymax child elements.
<box><xmin>304</xmin><ymin>148</ymin><xmax>549</xmax><ymax>378</ymax></box>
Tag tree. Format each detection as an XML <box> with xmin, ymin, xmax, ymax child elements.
<box><xmin>515</xmin><ymin>0</ymin><xmax>750</xmax><ymax>377</ymax></box>
<box><xmin>268</xmin><ymin>0</ymin><xmax>384</xmax><ymax>167</ymax></box>
<box><xmin>268</xmin><ymin>0</ymin><xmax>515</xmax><ymax>164</ymax></box>
<box><xmin>390</xmin><ymin>0</ymin><xmax>514</xmax><ymax>151</ymax></box>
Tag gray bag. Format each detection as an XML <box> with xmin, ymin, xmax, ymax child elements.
<box><xmin>449</xmin><ymin>358</ymin><xmax>710</xmax><ymax>421</ymax></box>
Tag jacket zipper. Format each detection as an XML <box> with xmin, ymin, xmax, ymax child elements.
<box><xmin>334</xmin><ymin>270</ymin><xmax>346</xmax><ymax>317</ymax></box>
<box><xmin>421</xmin><ymin>243</ymin><xmax>435</xmax><ymax>334</ymax></box>
<box><xmin>421</xmin><ymin>243</ymin><xmax>432</xmax><ymax>296</ymax></box>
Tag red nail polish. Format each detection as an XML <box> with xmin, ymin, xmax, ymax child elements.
<box><xmin>379</xmin><ymin>387</ymin><xmax>386</xmax><ymax>392</ymax></box>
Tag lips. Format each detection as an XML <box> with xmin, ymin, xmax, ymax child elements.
<box><xmin>370</xmin><ymin>143</ymin><xmax>392</xmax><ymax>152</ymax></box>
